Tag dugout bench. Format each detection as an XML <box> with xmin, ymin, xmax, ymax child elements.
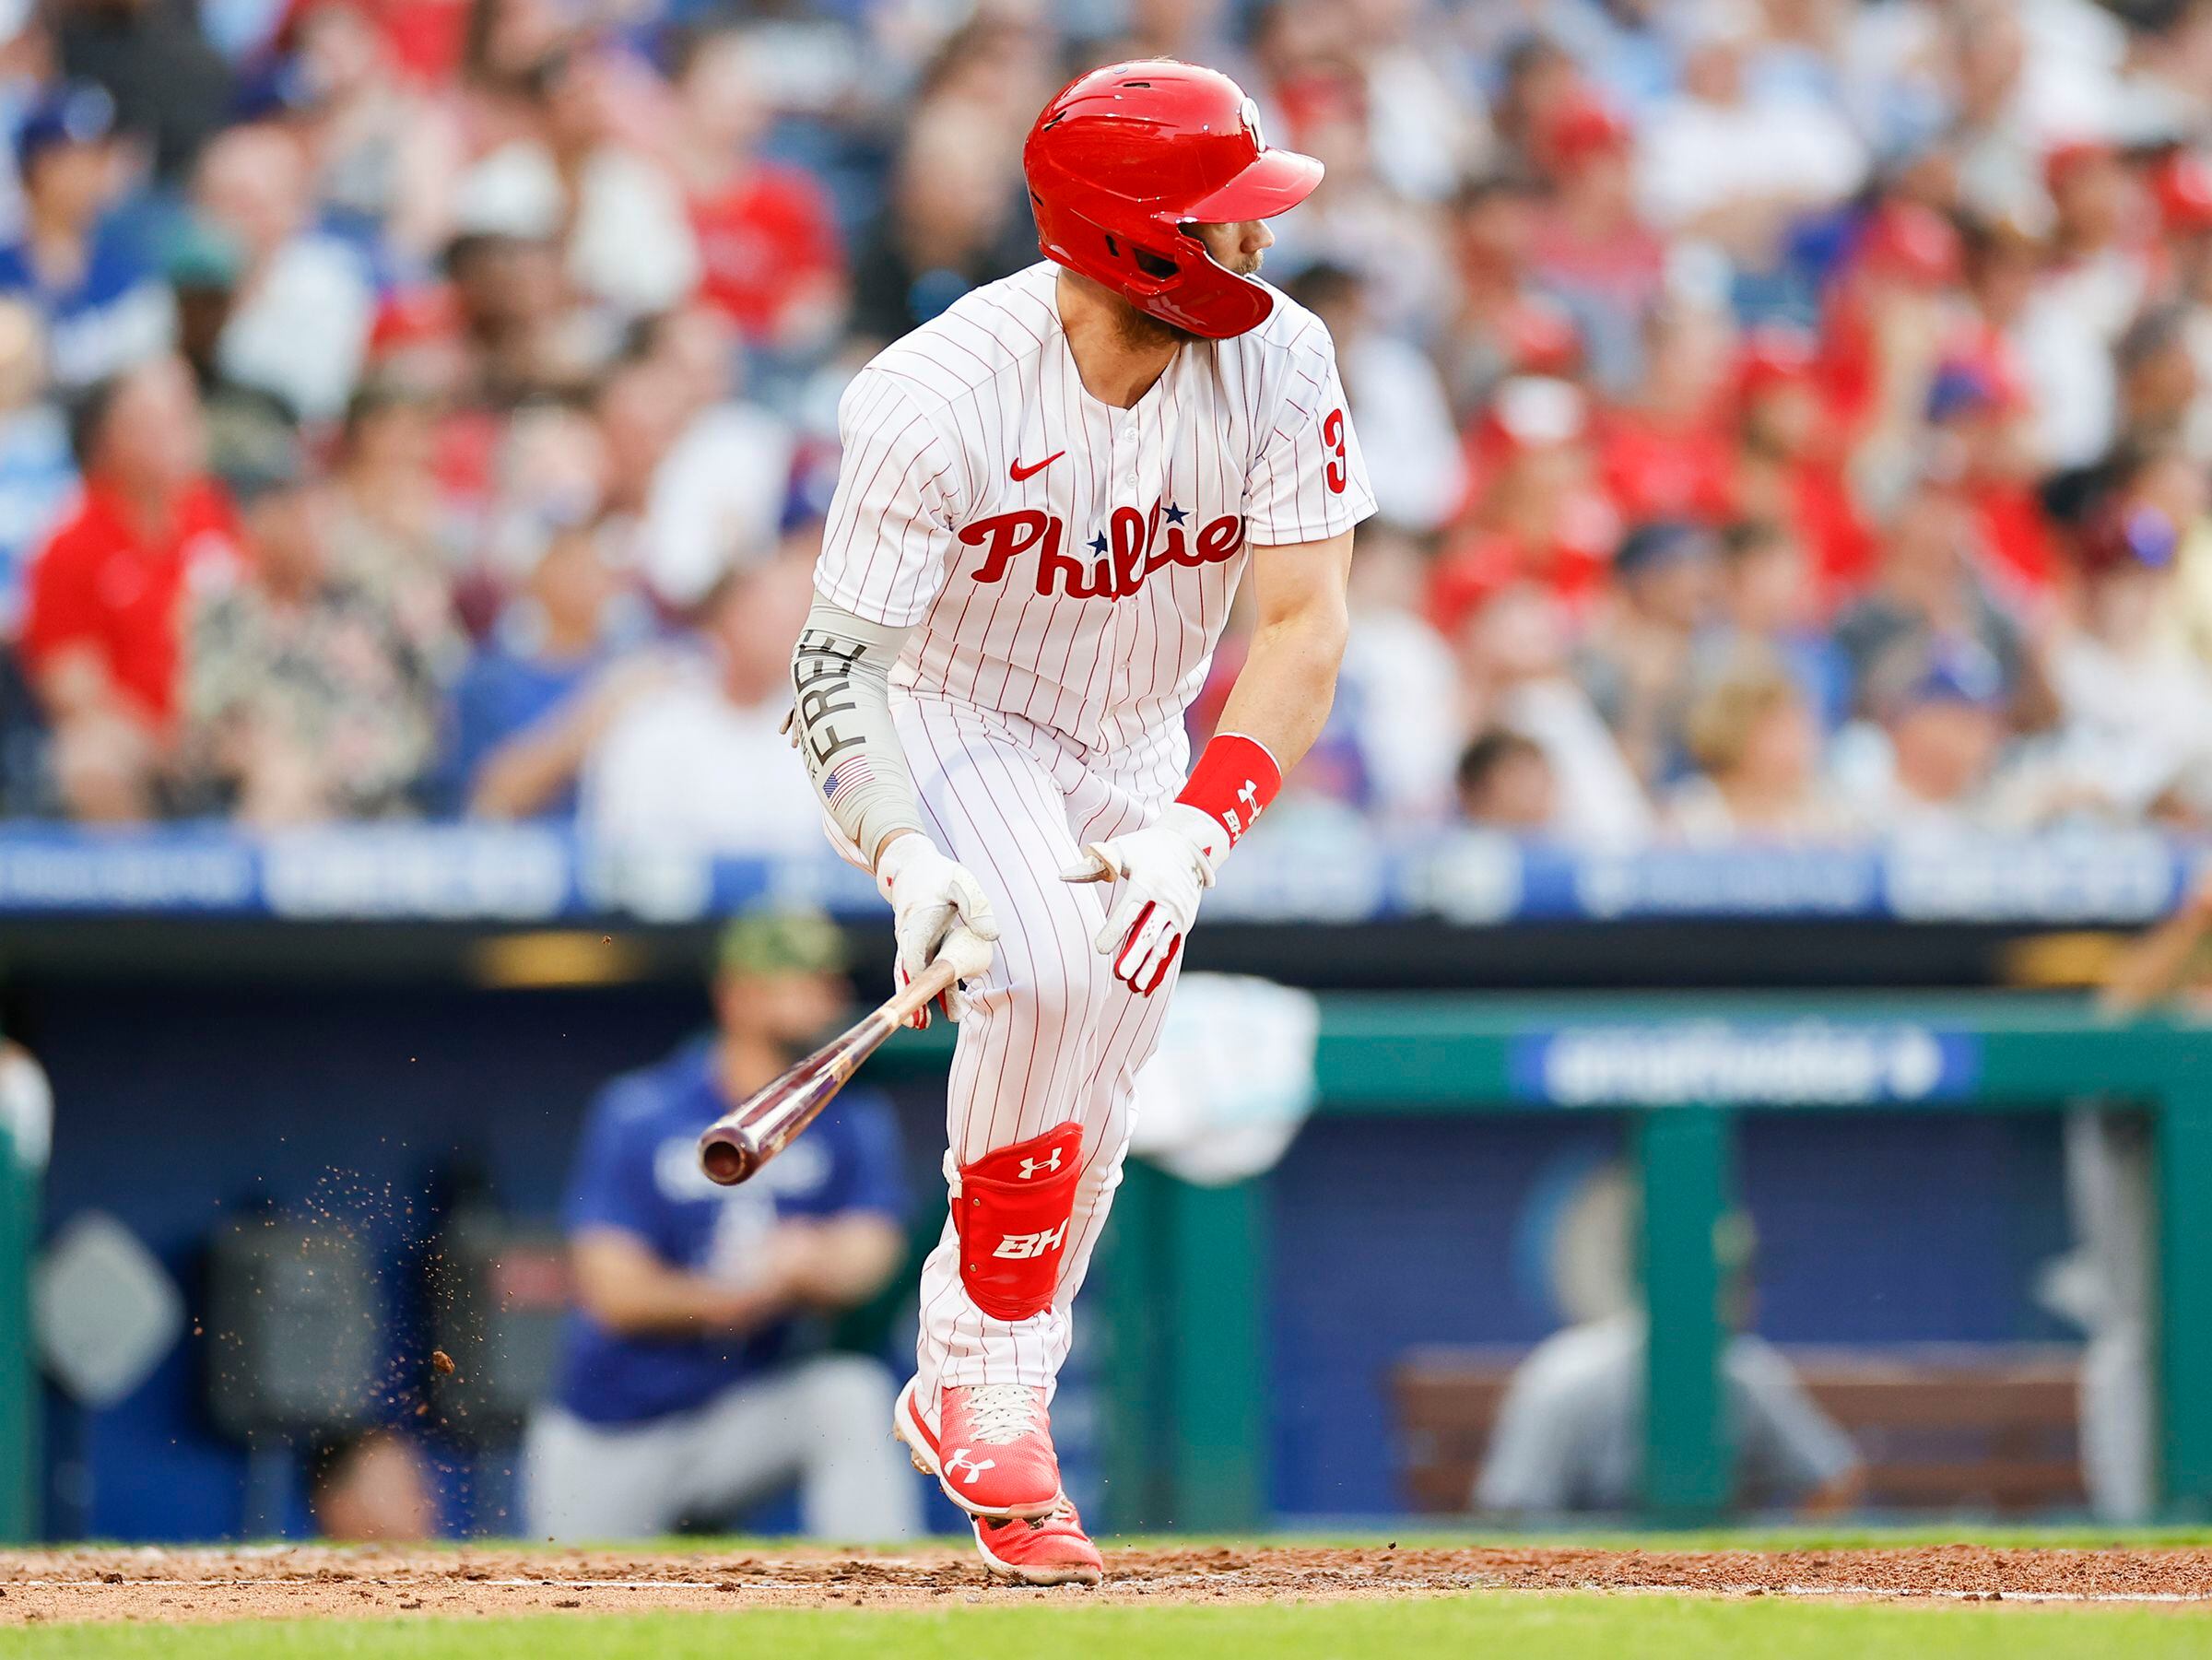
<box><xmin>1393</xmin><ymin>1344</ymin><xmax>2085</xmax><ymax>1514</ymax></box>
<box><xmin>1080</xmin><ymin>993</ymin><xmax>2212</xmax><ymax>1531</ymax></box>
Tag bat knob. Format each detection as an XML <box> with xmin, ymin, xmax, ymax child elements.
<box><xmin>698</xmin><ymin>1127</ymin><xmax>756</xmax><ymax>1186</ymax></box>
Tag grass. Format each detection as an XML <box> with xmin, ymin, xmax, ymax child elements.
<box><xmin>8</xmin><ymin>1595</ymin><xmax>2209</xmax><ymax>1660</ymax></box>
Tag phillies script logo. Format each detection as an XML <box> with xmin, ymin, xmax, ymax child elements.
<box><xmin>962</xmin><ymin>502</ymin><xmax>1245</xmax><ymax>600</ymax></box>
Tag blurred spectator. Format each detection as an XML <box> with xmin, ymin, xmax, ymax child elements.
<box><xmin>1526</xmin><ymin>91</ymin><xmax>1665</xmax><ymax>394</ymax></box>
<box><xmin>1288</xmin><ymin>263</ymin><xmax>1463</xmax><ymax>534</ymax></box>
<box><xmin>1438</xmin><ymin>172</ymin><xmax>1572</xmax><ymax>418</ymax></box>
<box><xmin>849</xmin><ymin>100</ymin><xmax>1030</xmax><ymax>347</ymax></box>
<box><xmin>437</xmin><ymin>218</ymin><xmax>588</xmax><ymax>406</ymax></box>
<box><xmin>1434</xmin><ymin>375</ymin><xmax>1617</xmax><ymax>627</ymax></box>
<box><xmin>671</xmin><ymin>26</ymin><xmax>844</xmax><ymax>354</ymax></box>
<box><xmin>1337</xmin><ymin>524</ymin><xmax>1462</xmax><ymax>818</ymax></box>
<box><xmin>1705</xmin><ymin>518</ymin><xmax>1848</xmax><ymax>733</ymax></box>
<box><xmin>1666</xmin><ymin>649</ymin><xmax>1848</xmax><ymax>845</ymax></box>
<box><xmin>1635</xmin><ymin>6</ymin><xmax>1865</xmax><ymax>271</ymax></box>
<box><xmin>1726</xmin><ymin>326</ymin><xmax>1870</xmax><ymax>605</ymax></box>
<box><xmin>2015</xmin><ymin>139</ymin><xmax>2150</xmax><ymax>470</ymax></box>
<box><xmin>1477</xmin><ymin>1216</ymin><xmax>1864</xmax><ymax>1516</ymax></box>
<box><xmin>0</xmin><ymin>301</ymin><xmax>76</xmax><ymax>632</ymax></box>
<box><xmin>2112</xmin><ymin>303</ymin><xmax>2202</xmax><ymax>462</ymax></box>
<box><xmin>308</xmin><ymin>1429</ymin><xmax>438</xmax><ymax>1542</ymax></box>
<box><xmin>278</xmin><ymin>0</ymin><xmax>463</xmax><ymax>267</ymax></box>
<box><xmin>179</xmin><ymin>424</ymin><xmax>441</xmax><ymax>823</ymax></box>
<box><xmin>1455</xmin><ymin>726</ymin><xmax>1558</xmax><ymax>832</ymax></box>
<box><xmin>2044</xmin><ymin>461</ymin><xmax>2212</xmax><ymax>825</ymax></box>
<box><xmin>1830</xmin><ymin>474</ymin><xmax>2033</xmax><ymax>718</ymax></box>
<box><xmin>1830</xmin><ymin>639</ymin><xmax>2018</xmax><ymax>835</ymax></box>
<box><xmin>1921</xmin><ymin>349</ymin><xmax>2059</xmax><ymax>613</ymax></box>
<box><xmin>524</xmin><ymin>910</ymin><xmax>917</xmax><ymax>1542</ymax></box>
<box><xmin>54</xmin><ymin>0</ymin><xmax>235</xmax><ymax>182</ymax></box>
<box><xmin>629</xmin><ymin>306</ymin><xmax>795</xmax><ymax>609</ymax></box>
<box><xmin>1595</xmin><ymin>300</ymin><xmax>1735</xmax><ymax>525</ymax></box>
<box><xmin>325</xmin><ymin>379</ymin><xmax>459</xmax><ymax>659</ymax></box>
<box><xmin>21</xmin><ymin>355</ymin><xmax>240</xmax><ymax>819</ymax></box>
<box><xmin>451</xmin><ymin>512</ymin><xmax>645</xmax><ymax>820</ymax></box>
<box><xmin>1347</xmin><ymin>0</ymin><xmax>1487</xmax><ymax>206</ymax></box>
<box><xmin>1456</xmin><ymin>581</ymin><xmax>1651</xmax><ymax>845</ymax></box>
<box><xmin>579</xmin><ymin>544</ymin><xmax>823</xmax><ymax>854</ymax></box>
<box><xmin>1572</xmin><ymin>519</ymin><xmax>1718</xmax><ymax>786</ymax></box>
<box><xmin>164</xmin><ymin>213</ymin><xmax>294</xmax><ymax>469</ymax></box>
<box><xmin>453</xmin><ymin>41</ymin><xmax>700</xmax><ymax>323</ymax></box>
<box><xmin>0</xmin><ymin>84</ymin><xmax>171</xmax><ymax>391</ymax></box>
<box><xmin>193</xmin><ymin>123</ymin><xmax>376</xmax><ymax>424</ymax></box>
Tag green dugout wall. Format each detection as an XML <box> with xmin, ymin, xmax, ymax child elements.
<box><xmin>1055</xmin><ymin>992</ymin><xmax>2212</xmax><ymax>1530</ymax></box>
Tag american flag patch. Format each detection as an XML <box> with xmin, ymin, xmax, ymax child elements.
<box><xmin>823</xmin><ymin>758</ymin><xmax>876</xmax><ymax>801</ymax></box>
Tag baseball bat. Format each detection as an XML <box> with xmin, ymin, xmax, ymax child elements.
<box><xmin>697</xmin><ymin>957</ymin><xmax>959</xmax><ymax>1186</ymax></box>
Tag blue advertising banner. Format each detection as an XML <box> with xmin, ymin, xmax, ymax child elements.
<box><xmin>0</xmin><ymin>822</ymin><xmax>2185</xmax><ymax>927</ymax></box>
<box><xmin>1507</xmin><ymin>1021</ymin><xmax>1984</xmax><ymax>1107</ymax></box>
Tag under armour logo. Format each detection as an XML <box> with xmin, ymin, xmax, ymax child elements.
<box><xmin>945</xmin><ymin>1449</ymin><xmax>997</xmax><ymax>1485</ymax></box>
<box><xmin>1018</xmin><ymin>1149</ymin><xmax>1064</xmax><ymax>1179</ymax></box>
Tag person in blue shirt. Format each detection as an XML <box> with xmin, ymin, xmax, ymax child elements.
<box><xmin>444</xmin><ymin>509</ymin><xmax>653</xmax><ymax>819</ymax></box>
<box><xmin>0</xmin><ymin>84</ymin><xmax>171</xmax><ymax>391</ymax></box>
<box><xmin>524</xmin><ymin>910</ymin><xmax>922</xmax><ymax>1542</ymax></box>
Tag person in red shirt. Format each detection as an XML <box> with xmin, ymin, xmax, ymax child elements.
<box><xmin>672</xmin><ymin>27</ymin><xmax>844</xmax><ymax>353</ymax></box>
<box><xmin>21</xmin><ymin>354</ymin><xmax>241</xmax><ymax>819</ymax></box>
<box><xmin>1923</xmin><ymin>351</ymin><xmax>2060</xmax><ymax>612</ymax></box>
<box><xmin>1729</xmin><ymin>327</ymin><xmax>1874</xmax><ymax>609</ymax></box>
<box><xmin>1524</xmin><ymin>92</ymin><xmax>1667</xmax><ymax>396</ymax></box>
<box><xmin>1594</xmin><ymin>300</ymin><xmax>1736</xmax><ymax>525</ymax></box>
<box><xmin>1433</xmin><ymin>375</ymin><xmax>1620</xmax><ymax>633</ymax></box>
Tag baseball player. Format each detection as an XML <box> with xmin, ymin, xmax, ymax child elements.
<box><xmin>790</xmin><ymin>60</ymin><xmax>1374</xmax><ymax>1584</ymax></box>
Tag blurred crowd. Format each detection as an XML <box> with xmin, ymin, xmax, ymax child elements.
<box><xmin>6</xmin><ymin>0</ymin><xmax>2212</xmax><ymax>848</ymax></box>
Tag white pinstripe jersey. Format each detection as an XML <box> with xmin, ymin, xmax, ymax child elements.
<box><xmin>815</xmin><ymin>262</ymin><xmax>1377</xmax><ymax>757</ymax></box>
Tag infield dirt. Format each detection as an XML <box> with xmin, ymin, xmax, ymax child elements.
<box><xmin>5</xmin><ymin>1543</ymin><xmax>2212</xmax><ymax>1625</ymax></box>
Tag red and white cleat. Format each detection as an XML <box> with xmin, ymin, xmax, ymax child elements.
<box><xmin>971</xmin><ymin>1502</ymin><xmax>1104</xmax><ymax>1587</ymax></box>
<box><xmin>894</xmin><ymin>1377</ymin><xmax>1064</xmax><ymax>1520</ymax></box>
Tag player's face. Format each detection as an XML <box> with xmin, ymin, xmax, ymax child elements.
<box><xmin>1187</xmin><ymin>218</ymin><xmax>1274</xmax><ymax>277</ymax></box>
<box><xmin>718</xmin><ymin>970</ymin><xmax>847</xmax><ymax>1050</ymax></box>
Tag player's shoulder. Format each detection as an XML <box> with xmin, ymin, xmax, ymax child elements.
<box><xmin>1232</xmin><ymin>282</ymin><xmax>1338</xmax><ymax>368</ymax></box>
<box><xmin>851</xmin><ymin>264</ymin><xmax>1061</xmax><ymax>421</ymax></box>
<box><xmin>593</xmin><ymin>1042</ymin><xmax>712</xmax><ymax>1128</ymax></box>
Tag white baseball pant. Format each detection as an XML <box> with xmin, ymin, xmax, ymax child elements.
<box><xmin>896</xmin><ymin>689</ymin><xmax>1186</xmax><ymax>1417</ymax></box>
<box><xmin>523</xmin><ymin>1354</ymin><xmax>922</xmax><ymax>1541</ymax></box>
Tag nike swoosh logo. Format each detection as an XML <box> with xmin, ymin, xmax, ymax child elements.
<box><xmin>1009</xmin><ymin>452</ymin><xmax>1064</xmax><ymax>482</ymax></box>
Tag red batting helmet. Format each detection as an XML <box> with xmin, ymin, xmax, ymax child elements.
<box><xmin>1023</xmin><ymin>60</ymin><xmax>1323</xmax><ymax>340</ymax></box>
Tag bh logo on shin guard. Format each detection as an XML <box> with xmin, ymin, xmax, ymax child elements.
<box><xmin>945</xmin><ymin>1449</ymin><xmax>996</xmax><ymax>1485</ymax></box>
<box><xmin>992</xmin><ymin>1220</ymin><xmax>1068</xmax><ymax>1260</ymax></box>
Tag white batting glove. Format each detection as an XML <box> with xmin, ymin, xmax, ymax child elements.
<box><xmin>1059</xmin><ymin>803</ymin><xmax>1221</xmax><ymax>996</ymax></box>
<box><xmin>875</xmin><ymin>834</ymin><xmax>998</xmax><ymax>1028</ymax></box>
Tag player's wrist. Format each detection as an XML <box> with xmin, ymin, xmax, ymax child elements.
<box><xmin>1173</xmin><ymin>733</ymin><xmax>1282</xmax><ymax>858</ymax></box>
<box><xmin>872</xmin><ymin>830</ymin><xmax>940</xmax><ymax>901</ymax></box>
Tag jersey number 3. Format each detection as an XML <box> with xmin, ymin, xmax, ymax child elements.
<box><xmin>1322</xmin><ymin>407</ymin><xmax>1347</xmax><ymax>496</ymax></box>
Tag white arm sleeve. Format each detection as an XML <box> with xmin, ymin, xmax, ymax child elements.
<box><xmin>791</xmin><ymin>595</ymin><xmax>929</xmax><ymax>868</ymax></box>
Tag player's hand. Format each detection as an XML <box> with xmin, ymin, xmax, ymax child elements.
<box><xmin>1059</xmin><ymin>804</ymin><xmax>1221</xmax><ymax>995</ymax></box>
<box><xmin>875</xmin><ymin>833</ymin><xmax>997</xmax><ymax>1027</ymax></box>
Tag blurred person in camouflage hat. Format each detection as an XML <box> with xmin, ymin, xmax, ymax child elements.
<box><xmin>525</xmin><ymin>904</ymin><xmax>919</xmax><ymax>1543</ymax></box>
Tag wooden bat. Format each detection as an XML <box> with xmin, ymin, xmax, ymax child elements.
<box><xmin>697</xmin><ymin>958</ymin><xmax>959</xmax><ymax>1186</ymax></box>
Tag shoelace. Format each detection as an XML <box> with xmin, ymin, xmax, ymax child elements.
<box><xmin>959</xmin><ymin>1383</ymin><xmax>1042</xmax><ymax>1444</ymax></box>
<box><xmin>985</xmin><ymin>1501</ymin><xmax>1080</xmax><ymax>1534</ymax></box>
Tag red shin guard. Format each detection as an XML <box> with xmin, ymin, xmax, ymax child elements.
<box><xmin>955</xmin><ymin>1121</ymin><xmax>1084</xmax><ymax>1320</ymax></box>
